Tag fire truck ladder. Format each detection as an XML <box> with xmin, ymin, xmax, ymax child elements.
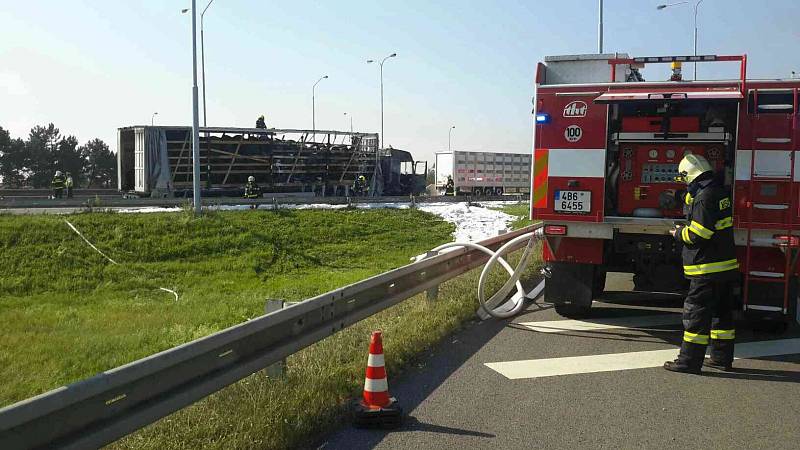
<box><xmin>742</xmin><ymin>88</ymin><xmax>800</xmax><ymax>315</ymax></box>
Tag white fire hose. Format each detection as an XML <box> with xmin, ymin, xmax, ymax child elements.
<box><xmin>425</xmin><ymin>226</ymin><xmax>544</xmax><ymax>319</ymax></box>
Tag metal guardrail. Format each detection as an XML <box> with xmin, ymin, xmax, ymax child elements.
<box><xmin>0</xmin><ymin>224</ymin><xmax>540</xmax><ymax>449</ymax></box>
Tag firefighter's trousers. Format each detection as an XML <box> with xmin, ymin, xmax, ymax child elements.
<box><xmin>678</xmin><ymin>276</ymin><xmax>737</xmax><ymax>369</ymax></box>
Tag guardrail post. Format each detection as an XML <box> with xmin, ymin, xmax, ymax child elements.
<box><xmin>264</xmin><ymin>299</ymin><xmax>286</xmax><ymax>378</ymax></box>
<box><xmin>424</xmin><ymin>251</ymin><xmax>440</xmax><ymax>303</ymax></box>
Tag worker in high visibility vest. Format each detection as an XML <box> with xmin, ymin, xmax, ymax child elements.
<box><xmin>65</xmin><ymin>172</ymin><xmax>74</xmax><ymax>198</ymax></box>
<box><xmin>665</xmin><ymin>154</ymin><xmax>738</xmax><ymax>374</ymax></box>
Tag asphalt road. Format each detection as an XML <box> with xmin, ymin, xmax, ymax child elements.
<box><xmin>320</xmin><ymin>273</ymin><xmax>800</xmax><ymax>450</ymax></box>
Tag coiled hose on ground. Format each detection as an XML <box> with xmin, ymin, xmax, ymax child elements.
<box><xmin>427</xmin><ymin>226</ymin><xmax>544</xmax><ymax>319</ymax></box>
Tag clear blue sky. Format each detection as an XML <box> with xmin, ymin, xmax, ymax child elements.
<box><xmin>1</xmin><ymin>0</ymin><xmax>798</xmax><ymax>164</ymax></box>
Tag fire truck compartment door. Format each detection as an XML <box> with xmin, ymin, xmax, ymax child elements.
<box><xmin>594</xmin><ymin>88</ymin><xmax>743</xmax><ymax>104</ymax></box>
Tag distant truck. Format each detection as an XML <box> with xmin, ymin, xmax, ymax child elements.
<box><xmin>434</xmin><ymin>150</ymin><xmax>531</xmax><ymax>195</ymax></box>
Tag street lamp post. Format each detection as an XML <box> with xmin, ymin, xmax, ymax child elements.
<box><xmin>151</xmin><ymin>112</ymin><xmax>158</xmax><ymax>126</ymax></box>
<box><xmin>657</xmin><ymin>0</ymin><xmax>704</xmax><ymax>80</ymax></box>
<box><xmin>598</xmin><ymin>0</ymin><xmax>603</xmax><ymax>53</ymax></box>
<box><xmin>312</xmin><ymin>75</ymin><xmax>328</xmax><ymax>138</ymax></box>
<box><xmin>344</xmin><ymin>112</ymin><xmax>353</xmax><ymax>133</ymax></box>
<box><xmin>187</xmin><ymin>2</ymin><xmax>202</xmax><ymax>213</ymax></box>
<box><xmin>366</xmin><ymin>53</ymin><xmax>397</xmax><ymax>150</ymax></box>
<box><xmin>448</xmin><ymin>125</ymin><xmax>456</xmax><ymax>152</ymax></box>
<box><xmin>200</xmin><ymin>0</ymin><xmax>214</xmax><ymax>129</ymax></box>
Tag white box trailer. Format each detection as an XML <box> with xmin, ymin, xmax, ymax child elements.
<box><xmin>434</xmin><ymin>150</ymin><xmax>531</xmax><ymax>195</ymax></box>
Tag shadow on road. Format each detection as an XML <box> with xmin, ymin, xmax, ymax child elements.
<box><xmin>398</xmin><ymin>416</ymin><xmax>496</xmax><ymax>438</ymax></box>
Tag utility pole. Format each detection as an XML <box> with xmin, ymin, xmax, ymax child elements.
<box><xmin>190</xmin><ymin>0</ymin><xmax>201</xmax><ymax>213</ymax></box>
<box><xmin>598</xmin><ymin>0</ymin><xmax>604</xmax><ymax>53</ymax></box>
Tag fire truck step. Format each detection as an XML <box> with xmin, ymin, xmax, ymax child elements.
<box><xmin>751</xmin><ymin>176</ymin><xmax>792</xmax><ymax>182</ymax></box>
<box><xmin>747</xmin><ymin>276</ymin><xmax>786</xmax><ymax>284</ymax></box>
<box><xmin>745</xmin><ymin>304</ymin><xmax>786</xmax><ymax>313</ymax></box>
<box><xmin>749</xmin><ymin>271</ymin><xmax>785</xmax><ymax>278</ymax></box>
<box><xmin>752</xmin><ymin>203</ymin><xmax>790</xmax><ymax>210</ymax></box>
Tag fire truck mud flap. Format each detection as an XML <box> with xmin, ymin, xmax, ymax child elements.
<box><xmin>545</xmin><ymin>261</ymin><xmax>597</xmax><ymax>317</ymax></box>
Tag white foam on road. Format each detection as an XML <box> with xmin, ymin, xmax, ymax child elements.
<box><xmin>118</xmin><ymin>201</ymin><xmax>521</xmax><ymax>243</ymax></box>
<box><xmin>486</xmin><ymin>338</ymin><xmax>800</xmax><ymax>380</ymax></box>
<box><xmin>519</xmin><ymin>314</ymin><xmax>682</xmax><ymax>333</ymax></box>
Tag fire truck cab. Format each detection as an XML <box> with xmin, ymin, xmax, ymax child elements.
<box><xmin>532</xmin><ymin>53</ymin><xmax>800</xmax><ymax>323</ymax></box>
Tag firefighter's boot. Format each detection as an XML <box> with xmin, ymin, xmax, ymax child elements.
<box><xmin>703</xmin><ymin>359</ymin><xmax>733</xmax><ymax>371</ymax></box>
<box><xmin>663</xmin><ymin>359</ymin><xmax>702</xmax><ymax>374</ymax></box>
<box><xmin>664</xmin><ymin>342</ymin><xmax>705</xmax><ymax>374</ymax></box>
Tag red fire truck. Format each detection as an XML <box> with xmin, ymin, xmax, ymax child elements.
<box><xmin>532</xmin><ymin>53</ymin><xmax>799</xmax><ymax>324</ymax></box>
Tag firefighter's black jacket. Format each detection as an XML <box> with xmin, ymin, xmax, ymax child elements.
<box><xmin>674</xmin><ymin>175</ymin><xmax>738</xmax><ymax>279</ymax></box>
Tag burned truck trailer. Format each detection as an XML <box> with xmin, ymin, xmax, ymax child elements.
<box><xmin>117</xmin><ymin>126</ymin><xmax>380</xmax><ymax>197</ymax></box>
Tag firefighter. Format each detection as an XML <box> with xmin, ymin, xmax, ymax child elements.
<box><xmin>244</xmin><ymin>176</ymin><xmax>261</xmax><ymax>199</ymax></box>
<box><xmin>669</xmin><ymin>61</ymin><xmax>683</xmax><ymax>81</ymax></box>
<box><xmin>65</xmin><ymin>172</ymin><xmax>74</xmax><ymax>199</ymax></box>
<box><xmin>255</xmin><ymin>115</ymin><xmax>267</xmax><ymax>129</ymax></box>
<box><xmin>353</xmin><ymin>175</ymin><xmax>367</xmax><ymax>197</ymax></box>
<box><xmin>665</xmin><ymin>154</ymin><xmax>738</xmax><ymax>374</ymax></box>
<box><xmin>444</xmin><ymin>176</ymin><xmax>455</xmax><ymax>196</ymax></box>
<box><xmin>51</xmin><ymin>170</ymin><xmax>66</xmax><ymax>199</ymax></box>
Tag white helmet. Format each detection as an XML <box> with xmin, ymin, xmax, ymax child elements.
<box><xmin>55</xmin><ymin>170</ymin><xmax>63</xmax><ymax>176</ymax></box>
<box><xmin>248</xmin><ymin>176</ymin><xmax>255</xmax><ymax>182</ymax></box>
<box><xmin>676</xmin><ymin>154</ymin><xmax>713</xmax><ymax>184</ymax></box>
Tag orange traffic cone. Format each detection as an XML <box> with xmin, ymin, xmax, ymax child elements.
<box><xmin>353</xmin><ymin>331</ymin><xmax>403</xmax><ymax>428</ymax></box>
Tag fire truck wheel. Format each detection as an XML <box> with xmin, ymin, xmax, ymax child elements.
<box><xmin>592</xmin><ymin>267</ymin><xmax>607</xmax><ymax>298</ymax></box>
<box><xmin>545</xmin><ymin>262</ymin><xmax>594</xmax><ymax>316</ymax></box>
<box><xmin>554</xmin><ymin>303</ymin><xmax>592</xmax><ymax>318</ymax></box>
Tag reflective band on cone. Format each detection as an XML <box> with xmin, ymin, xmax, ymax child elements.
<box><xmin>362</xmin><ymin>331</ymin><xmax>392</xmax><ymax>409</ymax></box>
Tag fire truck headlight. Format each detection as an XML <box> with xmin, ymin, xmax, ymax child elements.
<box><xmin>535</xmin><ymin>113</ymin><xmax>551</xmax><ymax>124</ymax></box>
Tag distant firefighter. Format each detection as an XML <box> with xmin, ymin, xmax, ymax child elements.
<box><xmin>444</xmin><ymin>176</ymin><xmax>455</xmax><ymax>196</ymax></box>
<box><xmin>51</xmin><ymin>170</ymin><xmax>65</xmax><ymax>199</ymax></box>
<box><xmin>65</xmin><ymin>172</ymin><xmax>74</xmax><ymax>199</ymax></box>
<box><xmin>255</xmin><ymin>115</ymin><xmax>267</xmax><ymax>129</ymax></box>
<box><xmin>244</xmin><ymin>176</ymin><xmax>262</xmax><ymax>199</ymax></box>
<box><xmin>353</xmin><ymin>175</ymin><xmax>368</xmax><ymax>197</ymax></box>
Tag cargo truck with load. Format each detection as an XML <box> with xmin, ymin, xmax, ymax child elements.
<box><xmin>435</xmin><ymin>150</ymin><xmax>532</xmax><ymax>196</ymax></box>
<box><xmin>532</xmin><ymin>53</ymin><xmax>799</xmax><ymax>324</ymax></box>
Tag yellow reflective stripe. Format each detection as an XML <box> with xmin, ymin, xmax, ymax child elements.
<box><xmin>683</xmin><ymin>331</ymin><xmax>709</xmax><ymax>345</ymax></box>
<box><xmin>685</xmin><ymin>192</ymin><xmax>694</xmax><ymax>205</ymax></box>
<box><xmin>711</xmin><ymin>329</ymin><xmax>735</xmax><ymax>340</ymax></box>
<box><xmin>681</xmin><ymin>226</ymin><xmax>692</xmax><ymax>245</ymax></box>
<box><xmin>715</xmin><ymin>216</ymin><xmax>733</xmax><ymax>230</ymax></box>
<box><xmin>684</xmin><ymin>258</ymin><xmax>740</xmax><ymax>275</ymax></box>
<box><xmin>689</xmin><ymin>220</ymin><xmax>714</xmax><ymax>239</ymax></box>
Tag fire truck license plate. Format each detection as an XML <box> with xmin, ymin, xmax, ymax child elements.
<box><xmin>554</xmin><ymin>190</ymin><xmax>590</xmax><ymax>213</ymax></box>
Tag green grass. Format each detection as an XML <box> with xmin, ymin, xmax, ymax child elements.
<box><xmin>0</xmin><ymin>209</ymin><xmax>453</xmax><ymax>407</ymax></box>
<box><xmin>114</xmin><ymin>245</ymin><xmax>542</xmax><ymax>450</ymax></box>
<box><xmin>492</xmin><ymin>201</ymin><xmax>534</xmax><ymax>229</ymax></box>
<box><xmin>1</xmin><ymin>207</ymin><xmax>542</xmax><ymax>449</ymax></box>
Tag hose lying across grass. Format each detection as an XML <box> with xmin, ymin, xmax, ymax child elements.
<box><xmin>63</xmin><ymin>219</ymin><xmax>180</xmax><ymax>302</ymax></box>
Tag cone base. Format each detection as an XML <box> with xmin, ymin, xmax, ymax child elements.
<box><xmin>353</xmin><ymin>398</ymin><xmax>403</xmax><ymax>429</ymax></box>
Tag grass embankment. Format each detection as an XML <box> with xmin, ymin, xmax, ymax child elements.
<box><xmin>0</xmin><ymin>209</ymin><xmax>452</xmax><ymax>406</ymax></box>
<box><xmin>0</xmin><ymin>207</ymin><xmax>541</xmax><ymax>449</ymax></box>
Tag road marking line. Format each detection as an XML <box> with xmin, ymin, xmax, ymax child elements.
<box><xmin>485</xmin><ymin>338</ymin><xmax>800</xmax><ymax>380</ymax></box>
<box><xmin>518</xmin><ymin>314</ymin><xmax>681</xmax><ymax>333</ymax></box>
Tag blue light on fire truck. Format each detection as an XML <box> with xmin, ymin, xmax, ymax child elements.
<box><xmin>535</xmin><ymin>113</ymin><xmax>551</xmax><ymax>124</ymax></box>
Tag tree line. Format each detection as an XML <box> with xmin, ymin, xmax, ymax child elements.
<box><xmin>0</xmin><ymin>124</ymin><xmax>116</xmax><ymax>188</ymax></box>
